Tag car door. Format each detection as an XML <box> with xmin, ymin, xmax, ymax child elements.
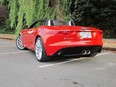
<box><xmin>22</xmin><ymin>20</ymin><xmax>45</xmax><ymax>49</ymax></box>
<box><xmin>25</xmin><ymin>28</ymin><xmax>36</xmax><ymax>49</ymax></box>
<box><xmin>21</xmin><ymin>28</ymin><xmax>36</xmax><ymax>49</ymax></box>
<box><xmin>21</xmin><ymin>28</ymin><xmax>30</xmax><ymax>47</ymax></box>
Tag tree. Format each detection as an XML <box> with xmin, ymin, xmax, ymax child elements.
<box><xmin>9</xmin><ymin>0</ymin><xmax>71</xmax><ymax>36</ymax></box>
<box><xmin>0</xmin><ymin>0</ymin><xmax>11</xmax><ymax>34</ymax></box>
<box><xmin>0</xmin><ymin>0</ymin><xmax>8</xmax><ymax>5</ymax></box>
<box><xmin>0</xmin><ymin>0</ymin><xmax>9</xmax><ymax>25</ymax></box>
<box><xmin>0</xmin><ymin>4</ymin><xmax>9</xmax><ymax>25</ymax></box>
<box><xmin>71</xmin><ymin>0</ymin><xmax>116</xmax><ymax>37</ymax></box>
<box><xmin>1</xmin><ymin>0</ymin><xmax>116</xmax><ymax>38</ymax></box>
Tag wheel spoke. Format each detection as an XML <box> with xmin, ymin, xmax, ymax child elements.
<box><xmin>35</xmin><ymin>39</ymin><xmax>43</xmax><ymax>60</ymax></box>
<box><xmin>16</xmin><ymin>36</ymin><xmax>24</xmax><ymax>50</ymax></box>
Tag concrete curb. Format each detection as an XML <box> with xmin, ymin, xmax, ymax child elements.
<box><xmin>103</xmin><ymin>39</ymin><xmax>116</xmax><ymax>50</ymax></box>
<box><xmin>0</xmin><ymin>34</ymin><xmax>15</xmax><ymax>40</ymax></box>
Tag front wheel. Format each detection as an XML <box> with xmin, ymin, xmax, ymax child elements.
<box><xmin>35</xmin><ymin>37</ymin><xmax>49</xmax><ymax>62</ymax></box>
<box><xmin>16</xmin><ymin>35</ymin><xmax>25</xmax><ymax>50</ymax></box>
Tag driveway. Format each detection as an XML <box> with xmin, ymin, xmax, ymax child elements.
<box><xmin>0</xmin><ymin>39</ymin><xmax>116</xmax><ymax>87</ymax></box>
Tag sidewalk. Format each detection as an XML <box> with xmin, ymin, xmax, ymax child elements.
<box><xmin>0</xmin><ymin>34</ymin><xmax>116</xmax><ymax>50</ymax></box>
<box><xmin>103</xmin><ymin>39</ymin><xmax>116</xmax><ymax>50</ymax></box>
<box><xmin>0</xmin><ymin>34</ymin><xmax>15</xmax><ymax>40</ymax></box>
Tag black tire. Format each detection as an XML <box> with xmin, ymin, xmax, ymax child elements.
<box><xmin>16</xmin><ymin>35</ymin><xmax>25</xmax><ymax>50</ymax></box>
<box><xmin>35</xmin><ymin>37</ymin><xmax>49</xmax><ymax>62</ymax></box>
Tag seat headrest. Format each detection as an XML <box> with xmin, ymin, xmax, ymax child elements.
<box><xmin>68</xmin><ymin>20</ymin><xmax>75</xmax><ymax>26</ymax></box>
<box><xmin>45</xmin><ymin>20</ymin><xmax>54</xmax><ymax>26</ymax></box>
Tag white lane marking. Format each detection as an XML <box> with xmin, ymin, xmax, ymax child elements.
<box><xmin>0</xmin><ymin>45</ymin><xmax>14</xmax><ymax>48</ymax></box>
<box><xmin>39</xmin><ymin>52</ymin><xmax>110</xmax><ymax>68</ymax></box>
<box><xmin>39</xmin><ymin>58</ymin><xmax>85</xmax><ymax>68</ymax></box>
<box><xmin>0</xmin><ymin>51</ymin><xmax>29</xmax><ymax>55</ymax></box>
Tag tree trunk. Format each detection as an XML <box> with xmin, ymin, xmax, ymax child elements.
<box><xmin>0</xmin><ymin>4</ymin><xmax>9</xmax><ymax>25</ymax></box>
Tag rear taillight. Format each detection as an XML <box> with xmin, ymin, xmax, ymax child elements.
<box><xmin>100</xmin><ymin>32</ymin><xmax>103</xmax><ymax>38</ymax></box>
<box><xmin>100</xmin><ymin>32</ymin><xmax>103</xmax><ymax>36</ymax></box>
<box><xmin>57</xmin><ymin>31</ymin><xmax>74</xmax><ymax>35</ymax></box>
<box><xmin>93</xmin><ymin>31</ymin><xmax>103</xmax><ymax>39</ymax></box>
<box><xmin>93</xmin><ymin>32</ymin><xmax>96</xmax><ymax>37</ymax></box>
<box><xmin>97</xmin><ymin>32</ymin><xmax>103</xmax><ymax>39</ymax></box>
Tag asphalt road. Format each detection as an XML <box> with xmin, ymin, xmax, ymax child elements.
<box><xmin>0</xmin><ymin>39</ymin><xmax>116</xmax><ymax>87</ymax></box>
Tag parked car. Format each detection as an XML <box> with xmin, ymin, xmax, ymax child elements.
<box><xmin>16</xmin><ymin>20</ymin><xmax>103</xmax><ymax>62</ymax></box>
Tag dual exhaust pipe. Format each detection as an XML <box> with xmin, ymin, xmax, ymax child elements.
<box><xmin>82</xmin><ymin>49</ymin><xmax>91</xmax><ymax>55</ymax></box>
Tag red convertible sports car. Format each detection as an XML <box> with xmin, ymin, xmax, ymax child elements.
<box><xmin>16</xmin><ymin>20</ymin><xmax>103</xmax><ymax>62</ymax></box>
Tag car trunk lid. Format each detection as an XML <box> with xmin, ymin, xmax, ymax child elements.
<box><xmin>53</xmin><ymin>26</ymin><xmax>102</xmax><ymax>40</ymax></box>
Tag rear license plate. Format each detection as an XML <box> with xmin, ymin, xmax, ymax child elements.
<box><xmin>80</xmin><ymin>32</ymin><xmax>92</xmax><ymax>38</ymax></box>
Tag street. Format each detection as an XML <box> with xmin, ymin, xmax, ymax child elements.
<box><xmin>0</xmin><ymin>39</ymin><xmax>116</xmax><ymax>87</ymax></box>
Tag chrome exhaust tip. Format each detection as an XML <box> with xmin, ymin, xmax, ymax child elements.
<box><xmin>87</xmin><ymin>50</ymin><xmax>91</xmax><ymax>54</ymax></box>
<box><xmin>58</xmin><ymin>51</ymin><xmax>62</xmax><ymax>55</ymax></box>
<box><xmin>82</xmin><ymin>50</ymin><xmax>87</xmax><ymax>55</ymax></box>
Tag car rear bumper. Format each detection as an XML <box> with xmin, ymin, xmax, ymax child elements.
<box><xmin>51</xmin><ymin>46</ymin><xmax>102</xmax><ymax>57</ymax></box>
<box><xmin>45</xmin><ymin>40</ymin><xmax>103</xmax><ymax>56</ymax></box>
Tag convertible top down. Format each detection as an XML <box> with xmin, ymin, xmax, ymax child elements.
<box><xmin>16</xmin><ymin>20</ymin><xmax>103</xmax><ymax>62</ymax></box>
